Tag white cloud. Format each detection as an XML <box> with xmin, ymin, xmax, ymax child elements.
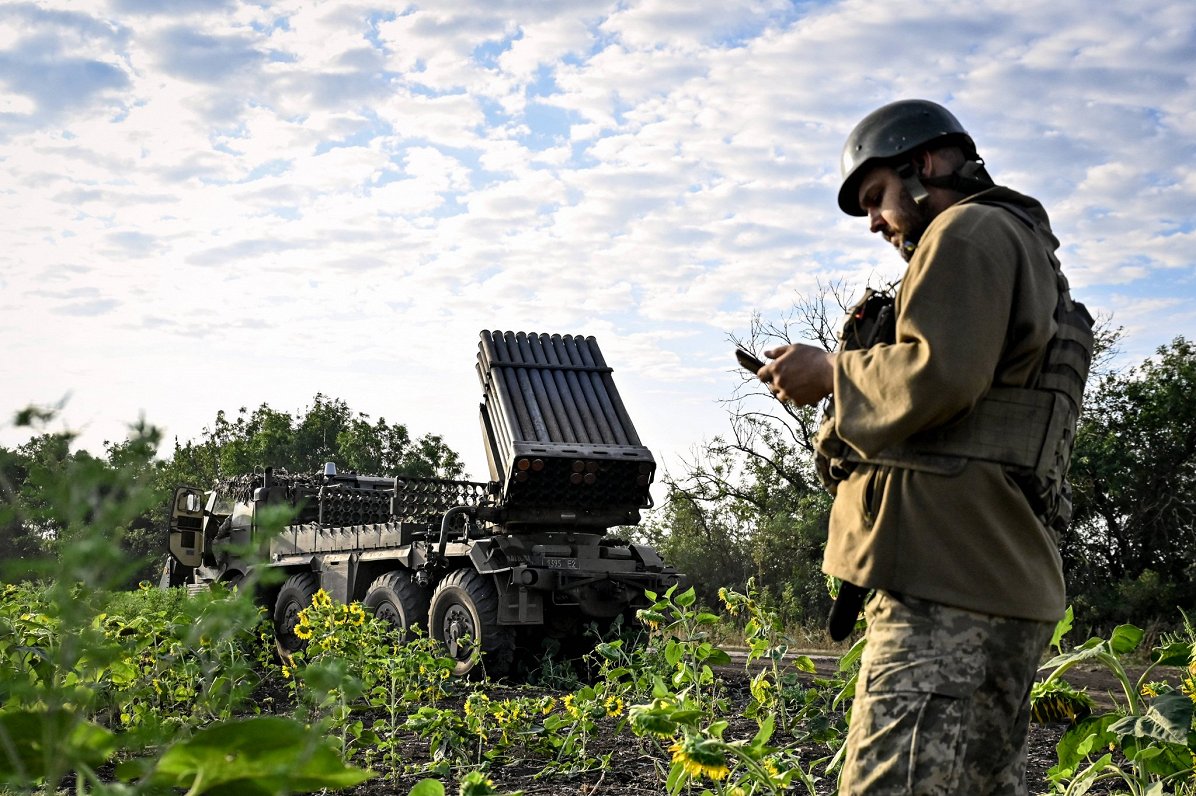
<box><xmin>497</xmin><ymin>16</ymin><xmax>594</xmax><ymax>80</ymax></box>
<box><xmin>601</xmin><ymin>0</ymin><xmax>792</xmax><ymax>50</ymax></box>
<box><xmin>2</xmin><ymin>0</ymin><xmax>1195</xmax><ymax>484</ymax></box>
<box><xmin>0</xmin><ymin>90</ymin><xmax>35</xmax><ymax>114</ymax></box>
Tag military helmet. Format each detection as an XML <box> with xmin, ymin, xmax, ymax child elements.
<box><xmin>837</xmin><ymin>99</ymin><xmax>977</xmax><ymax>216</ymax></box>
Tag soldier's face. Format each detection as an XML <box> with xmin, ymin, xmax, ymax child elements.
<box><xmin>857</xmin><ymin>166</ymin><xmax>930</xmax><ymax>261</ymax></box>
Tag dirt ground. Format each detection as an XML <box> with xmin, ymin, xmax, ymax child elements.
<box><xmin>315</xmin><ymin>657</ymin><xmax>1142</xmax><ymax>796</ymax></box>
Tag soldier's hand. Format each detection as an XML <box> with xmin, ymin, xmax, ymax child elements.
<box><xmin>759</xmin><ymin>344</ymin><xmax>835</xmax><ymax>406</ymax></box>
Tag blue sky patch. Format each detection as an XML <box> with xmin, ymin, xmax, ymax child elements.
<box><xmin>520</xmin><ymin>101</ymin><xmax>574</xmax><ymax>150</ymax></box>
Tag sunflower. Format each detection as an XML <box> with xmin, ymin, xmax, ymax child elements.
<box><xmin>294</xmin><ymin>613</ymin><xmax>314</xmax><ymax>640</ymax></box>
<box><xmin>1181</xmin><ymin>673</ymin><xmax>1195</xmax><ymax>703</ymax></box>
<box><xmin>464</xmin><ymin>692</ymin><xmax>490</xmax><ymax>718</ymax></box>
<box><xmin>669</xmin><ymin>733</ymin><xmax>731</xmax><ymax>782</ymax></box>
<box><xmin>1030</xmin><ymin>679</ymin><xmax>1095</xmax><ymax>725</ymax></box>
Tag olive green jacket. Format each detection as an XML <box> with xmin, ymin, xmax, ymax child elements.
<box><xmin>823</xmin><ymin>186</ymin><xmax>1066</xmax><ymax>622</ymax></box>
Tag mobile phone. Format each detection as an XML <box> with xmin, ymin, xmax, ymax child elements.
<box><xmin>734</xmin><ymin>346</ymin><xmax>765</xmax><ymax>374</ymax></box>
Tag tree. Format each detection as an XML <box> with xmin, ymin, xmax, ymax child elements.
<box><xmin>648</xmin><ymin>406</ymin><xmax>833</xmax><ymax>627</ymax></box>
<box><xmin>1065</xmin><ymin>336</ymin><xmax>1196</xmax><ymax>630</ymax></box>
<box><xmin>2</xmin><ymin>395</ymin><xmax>466</xmax><ymax>588</ymax></box>
<box><xmin>0</xmin><ymin>441</ymin><xmax>45</xmax><ymax>579</ymax></box>
<box><xmin>167</xmin><ymin>393</ymin><xmax>465</xmax><ymax>488</ymax></box>
<box><xmin>0</xmin><ymin>432</ymin><xmax>92</xmax><ymax>571</ymax></box>
<box><xmin>105</xmin><ymin>430</ymin><xmax>170</xmax><ymax>581</ymax></box>
<box><xmin>644</xmin><ymin>283</ymin><xmax>848</xmax><ymax>627</ymax></box>
<box><xmin>0</xmin><ymin>416</ymin><xmax>163</xmax><ymax>586</ymax></box>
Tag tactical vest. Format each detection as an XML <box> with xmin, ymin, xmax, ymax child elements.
<box><xmin>814</xmin><ymin>204</ymin><xmax>1094</xmax><ymax>535</ymax></box>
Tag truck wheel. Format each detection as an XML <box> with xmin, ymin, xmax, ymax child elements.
<box><xmin>363</xmin><ymin>571</ymin><xmax>430</xmax><ymax>641</ymax></box>
<box><xmin>274</xmin><ymin>572</ymin><xmax>319</xmax><ymax>655</ymax></box>
<box><xmin>428</xmin><ymin>569</ymin><xmax>513</xmax><ymax>678</ymax></box>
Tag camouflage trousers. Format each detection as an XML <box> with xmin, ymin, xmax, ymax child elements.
<box><xmin>838</xmin><ymin>592</ymin><xmax>1054</xmax><ymax>796</ymax></box>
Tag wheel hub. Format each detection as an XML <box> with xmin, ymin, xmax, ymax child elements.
<box><xmin>442</xmin><ymin>604</ymin><xmax>475</xmax><ymax>658</ymax></box>
<box><xmin>377</xmin><ymin>602</ymin><xmax>401</xmax><ymax>626</ymax></box>
<box><xmin>282</xmin><ymin>601</ymin><xmax>302</xmax><ymax>640</ymax></box>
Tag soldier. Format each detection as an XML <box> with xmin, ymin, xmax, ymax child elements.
<box><xmin>755</xmin><ymin>100</ymin><xmax>1091</xmax><ymax>794</ymax></box>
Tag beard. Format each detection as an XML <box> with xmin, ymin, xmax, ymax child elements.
<box><xmin>893</xmin><ymin>189</ymin><xmax>934</xmax><ymax>262</ymax></box>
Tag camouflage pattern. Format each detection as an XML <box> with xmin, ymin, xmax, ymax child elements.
<box><xmin>839</xmin><ymin>592</ymin><xmax>1054</xmax><ymax>795</ymax></box>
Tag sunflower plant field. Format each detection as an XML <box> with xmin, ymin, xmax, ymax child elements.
<box><xmin>0</xmin><ymin>567</ymin><xmax>859</xmax><ymax>796</ymax></box>
<box><xmin>1</xmin><ymin>422</ymin><xmax>1195</xmax><ymax>795</ymax></box>
<box><xmin>3</xmin><ymin>565</ymin><xmax>1195</xmax><ymax>796</ymax></box>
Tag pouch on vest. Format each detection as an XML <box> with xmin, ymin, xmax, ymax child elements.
<box><xmin>813</xmin><ymin>287</ymin><xmax>896</xmax><ymax>495</ymax></box>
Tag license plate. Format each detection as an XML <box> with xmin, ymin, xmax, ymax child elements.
<box><xmin>546</xmin><ymin>558</ymin><xmax>578</xmax><ymax>570</ymax></box>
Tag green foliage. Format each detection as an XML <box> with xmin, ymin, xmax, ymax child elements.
<box><xmin>1066</xmin><ymin>336</ymin><xmax>1196</xmax><ymax>634</ymax></box>
<box><xmin>637</xmin><ymin>585</ymin><xmax>732</xmax><ymax>712</ymax></box>
<box><xmin>407</xmin><ymin>772</ymin><xmax>524</xmax><ymax>796</ymax></box>
<box><xmin>1</xmin><ymin>395</ymin><xmax>467</xmax><ymax>590</ymax></box>
<box><xmin>629</xmin><ymin>674</ymin><xmax>813</xmax><ymax>795</ymax></box>
<box><xmin>386</xmin><ymin>582</ymin><xmax>852</xmax><ymax>792</ymax></box>
<box><xmin>84</xmin><ymin>583</ymin><xmax>266</xmax><ymax>739</ymax></box>
<box><xmin>623</xmin><ymin>584</ymin><xmax>846</xmax><ymax>795</ymax></box>
<box><xmin>125</xmin><ymin>716</ymin><xmax>374</xmax><ymax>794</ymax></box>
<box><xmin>0</xmin><ymin>421</ymin><xmax>164</xmax><ymax>585</ymax></box>
<box><xmin>721</xmin><ymin>581</ymin><xmax>862</xmax><ymax>779</ymax></box>
<box><xmin>283</xmin><ymin>587</ymin><xmax>460</xmax><ymax>781</ymax></box>
<box><xmin>642</xmin><ymin>416</ymin><xmax>833</xmax><ymax>631</ymax></box>
<box><xmin>172</xmin><ymin>393</ymin><xmax>465</xmax><ymax>486</ymax></box>
<box><xmin>0</xmin><ymin>413</ymin><xmax>372</xmax><ymax>794</ymax></box>
<box><xmin>1036</xmin><ymin>614</ymin><xmax>1196</xmax><ymax>794</ymax></box>
<box><xmin>0</xmin><ymin>708</ymin><xmax>118</xmax><ymax>788</ymax></box>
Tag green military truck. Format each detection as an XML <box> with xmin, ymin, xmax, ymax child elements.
<box><xmin>165</xmin><ymin>331</ymin><xmax>679</xmax><ymax>675</ymax></box>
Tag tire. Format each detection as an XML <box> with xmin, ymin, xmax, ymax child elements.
<box><xmin>273</xmin><ymin>572</ymin><xmax>319</xmax><ymax>655</ymax></box>
<box><xmin>428</xmin><ymin>569</ymin><xmax>514</xmax><ymax>677</ymax></box>
<box><xmin>363</xmin><ymin>571</ymin><xmax>430</xmax><ymax>641</ymax></box>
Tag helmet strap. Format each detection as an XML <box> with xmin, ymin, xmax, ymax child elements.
<box><xmin>920</xmin><ymin>159</ymin><xmax>994</xmax><ymax>198</ymax></box>
<box><xmin>892</xmin><ymin>158</ymin><xmax>993</xmax><ymax>263</ymax></box>
<box><xmin>895</xmin><ymin>161</ymin><xmax>930</xmax><ymax>207</ymax></box>
<box><xmin>893</xmin><ymin>159</ymin><xmax>934</xmax><ymax>261</ymax></box>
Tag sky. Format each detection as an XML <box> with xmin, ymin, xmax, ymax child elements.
<box><xmin>2</xmin><ymin>0</ymin><xmax>1194</xmax><ymax>486</ymax></box>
